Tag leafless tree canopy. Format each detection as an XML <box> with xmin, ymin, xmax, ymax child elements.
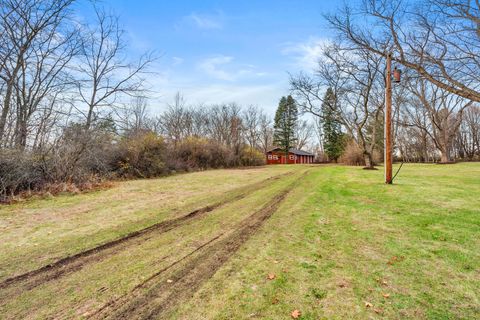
<box><xmin>327</xmin><ymin>0</ymin><xmax>480</xmax><ymax>102</ymax></box>
<box><xmin>2</xmin><ymin>0</ymin><xmax>479</xmax><ymax>200</ymax></box>
<box><xmin>291</xmin><ymin>44</ymin><xmax>388</xmax><ymax>167</ymax></box>
<box><xmin>290</xmin><ymin>0</ymin><xmax>480</xmax><ymax>167</ymax></box>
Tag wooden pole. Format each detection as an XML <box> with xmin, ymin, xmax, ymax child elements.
<box><xmin>385</xmin><ymin>53</ymin><xmax>393</xmax><ymax>184</ymax></box>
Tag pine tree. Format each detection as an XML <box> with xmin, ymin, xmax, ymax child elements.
<box><xmin>273</xmin><ymin>95</ymin><xmax>298</xmax><ymax>159</ymax></box>
<box><xmin>322</xmin><ymin>88</ymin><xmax>344</xmax><ymax>162</ymax></box>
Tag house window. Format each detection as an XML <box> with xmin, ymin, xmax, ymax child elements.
<box><xmin>268</xmin><ymin>154</ymin><xmax>273</xmax><ymax>160</ymax></box>
<box><xmin>289</xmin><ymin>155</ymin><xmax>294</xmax><ymax>160</ymax></box>
<box><xmin>273</xmin><ymin>155</ymin><xmax>278</xmax><ymax>160</ymax></box>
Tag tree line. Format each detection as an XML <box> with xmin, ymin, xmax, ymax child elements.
<box><xmin>2</xmin><ymin>0</ymin><xmax>479</xmax><ymax>199</ymax></box>
<box><xmin>0</xmin><ymin>1</ymin><xmax>296</xmax><ymax>201</ymax></box>
<box><xmin>291</xmin><ymin>0</ymin><xmax>480</xmax><ymax>168</ymax></box>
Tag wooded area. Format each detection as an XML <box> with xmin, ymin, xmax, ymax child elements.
<box><xmin>1</xmin><ymin>0</ymin><xmax>479</xmax><ymax>200</ymax></box>
<box><xmin>0</xmin><ymin>1</ymin><xmax>280</xmax><ymax>201</ymax></box>
<box><xmin>291</xmin><ymin>0</ymin><xmax>480</xmax><ymax>168</ymax></box>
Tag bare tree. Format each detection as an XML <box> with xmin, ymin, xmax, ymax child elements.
<box><xmin>327</xmin><ymin>0</ymin><xmax>480</xmax><ymax>102</ymax></box>
<box><xmin>397</xmin><ymin>105</ymin><xmax>434</xmax><ymax>162</ymax></box>
<box><xmin>114</xmin><ymin>96</ymin><xmax>150</xmax><ymax>134</ymax></box>
<box><xmin>258</xmin><ymin>113</ymin><xmax>273</xmax><ymax>154</ymax></box>
<box><xmin>295</xmin><ymin>120</ymin><xmax>314</xmax><ymax>150</ymax></box>
<box><xmin>405</xmin><ymin>79</ymin><xmax>472</xmax><ymax>162</ymax></box>
<box><xmin>12</xmin><ymin>16</ymin><xmax>79</xmax><ymax>149</ymax></box>
<box><xmin>291</xmin><ymin>44</ymin><xmax>385</xmax><ymax>168</ymax></box>
<box><xmin>242</xmin><ymin>105</ymin><xmax>263</xmax><ymax>149</ymax></box>
<box><xmin>456</xmin><ymin>105</ymin><xmax>480</xmax><ymax>159</ymax></box>
<box><xmin>76</xmin><ymin>6</ymin><xmax>154</xmax><ymax>129</ymax></box>
<box><xmin>0</xmin><ymin>0</ymin><xmax>76</xmax><ymax>144</ymax></box>
<box><xmin>159</xmin><ymin>92</ymin><xmax>189</xmax><ymax>144</ymax></box>
<box><xmin>209</xmin><ymin>103</ymin><xmax>243</xmax><ymax>155</ymax></box>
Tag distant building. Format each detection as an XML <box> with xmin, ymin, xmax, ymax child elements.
<box><xmin>266</xmin><ymin>147</ymin><xmax>315</xmax><ymax>164</ymax></box>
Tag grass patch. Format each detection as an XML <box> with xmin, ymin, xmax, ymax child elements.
<box><xmin>0</xmin><ymin>163</ymin><xmax>479</xmax><ymax>319</ymax></box>
<box><xmin>172</xmin><ymin>163</ymin><xmax>480</xmax><ymax>319</ymax></box>
<box><xmin>0</xmin><ymin>166</ymin><xmax>294</xmax><ymax>281</ymax></box>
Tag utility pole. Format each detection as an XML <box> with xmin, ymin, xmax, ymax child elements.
<box><xmin>385</xmin><ymin>53</ymin><xmax>393</xmax><ymax>184</ymax></box>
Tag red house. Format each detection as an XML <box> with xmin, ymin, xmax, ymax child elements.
<box><xmin>266</xmin><ymin>147</ymin><xmax>315</xmax><ymax>165</ymax></box>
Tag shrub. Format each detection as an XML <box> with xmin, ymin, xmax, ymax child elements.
<box><xmin>114</xmin><ymin>131</ymin><xmax>167</xmax><ymax>178</ymax></box>
<box><xmin>0</xmin><ymin>130</ymin><xmax>266</xmax><ymax>202</ymax></box>
<box><xmin>239</xmin><ymin>147</ymin><xmax>266</xmax><ymax>166</ymax></box>
<box><xmin>0</xmin><ymin>150</ymin><xmax>47</xmax><ymax>201</ymax></box>
<box><xmin>172</xmin><ymin>137</ymin><xmax>234</xmax><ymax>170</ymax></box>
<box><xmin>51</xmin><ymin>123</ymin><xmax>117</xmax><ymax>182</ymax></box>
<box><xmin>338</xmin><ymin>141</ymin><xmax>365</xmax><ymax>166</ymax></box>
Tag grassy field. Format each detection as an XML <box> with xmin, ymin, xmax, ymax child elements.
<box><xmin>0</xmin><ymin>163</ymin><xmax>479</xmax><ymax>319</ymax></box>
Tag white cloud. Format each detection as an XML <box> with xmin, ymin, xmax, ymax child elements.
<box><xmin>282</xmin><ymin>37</ymin><xmax>331</xmax><ymax>70</ymax></box>
<box><xmin>197</xmin><ymin>55</ymin><xmax>268</xmax><ymax>81</ymax></box>
<box><xmin>184</xmin><ymin>12</ymin><xmax>223</xmax><ymax>30</ymax></box>
<box><xmin>198</xmin><ymin>55</ymin><xmax>235</xmax><ymax>81</ymax></box>
<box><xmin>172</xmin><ymin>57</ymin><xmax>184</xmax><ymax>66</ymax></box>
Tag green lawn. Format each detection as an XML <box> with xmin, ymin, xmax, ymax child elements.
<box><xmin>0</xmin><ymin>163</ymin><xmax>479</xmax><ymax>319</ymax></box>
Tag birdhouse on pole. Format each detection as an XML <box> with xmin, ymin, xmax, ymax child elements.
<box><xmin>393</xmin><ymin>67</ymin><xmax>402</xmax><ymax>83</ymax></box>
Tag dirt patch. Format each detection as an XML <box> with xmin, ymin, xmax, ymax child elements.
<box><xmin>89</xmin><ymin>173</ymin><xmax>305</xmax><ymax>319</ymax></box>
<box><xmin>0</xmin><ymin>171</ymin><xmax>294</xmax><ymax>295</ymax></box>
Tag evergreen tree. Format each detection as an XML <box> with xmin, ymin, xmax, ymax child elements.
<box><xmin>273</xmin><ymin>95</ymin><xmax>298</xmax><ymax>159</ymax></box>
<box><xmin>322</xmin><ymin>88</ymin><xmax>344</xmax><ymax>162</ymax></box>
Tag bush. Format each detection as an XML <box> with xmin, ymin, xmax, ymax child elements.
<box><xmin>172</xmin><ymin>137</ymin><xmax>234</xmax><ymax>170</ymax></box>
<box><xmin>239</xmin><ymin>147</ymin><xmax>266</xmax><ymax>166</ymax></box>
<box><xmin>114</xmin><ymin>131</ymin><xmax>167</xmax><ymax>178</ymax></box>
<box><xmin>338</xmin><ymin>141</ymin><xmax>365</xmax><ymax>166</ymax></box>
<box><xmin>0</xmin><ymin>150</ymin><xmax>47</xmax><ymax>201</ymax></box>
<box><xmin>51</xmin><ymin>123</ymin><xmax>117</xmax><ymax>182</ymax></box>
<box><xmin>0</xmin><ymin>130</ymin><xmax>266</xmax><ymax>202</ymax></box>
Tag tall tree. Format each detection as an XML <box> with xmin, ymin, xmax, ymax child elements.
<box><xmin>77</xmin><ymin>5</ymin><xmax>154</xmax><ymax>130</ymax></box>
<box><xmin>258</xmin><ymin>113</ymin><xmax>273</xmax><ymax>154</ymax></box>
<box><xmin>274</xmin><ymin>95</ymin><xmax>298</xmax><ymax>161</ymax></box>
<box><xmin>327</xmin><ymin>0</ymin><xmax>480</xmax><ymax>103</ymax></box>
<box><xmin>322</xmin><ymin>87</ymin><xmax>344</xmax><ymax>162</ymax></box>
<box><xmin>291</xmin><ymin>44</ymin><xmax>385</xmax><ymax>168</ymax></box>
<box><xmin>0</xmin><ymin>0</ymin><xmax>76</xmax><ymax>145</ymax></box>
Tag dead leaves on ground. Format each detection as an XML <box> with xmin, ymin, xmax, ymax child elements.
<box><xmin>374</xmin><ymin>308</ymin><xmax>384</xmax><ymax>314</ymax></box>
<box><xmin>337</xmin><ymin>279</ymin><xmax>349</xmax><ymax>288</ymax></box>
<box><xmin>291</xmin><ymin>309</ymin><xmax>301</xmax><ymax>318</ymax></box>
<box><xmin>267</xmin><ymin>273</ymin><xmax>276</xmax><ymax>280</ymax></box>
<box><xmin>387</xmin><ymin>256</ymin><xmax>405</xmax><ymax>265</ymax></box>
<box><xmin>365</xmin><ymin>302</ymin><xmax>385</xmax><ymax>315</ymax></box>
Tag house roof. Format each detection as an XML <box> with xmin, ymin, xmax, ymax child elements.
<box><xmin>289</xmin><ymin>148</ymin><xmax>315</xmax><ymax>156</ymax></box>
<box><xmin>267</xmin><ymin>147</ymin><xmax>314</xmax><ymax>156</ymax></box>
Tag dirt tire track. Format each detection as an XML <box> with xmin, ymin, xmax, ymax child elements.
<box><xmin>0</xmin><ymin>171</ymin><xmax>294</xmax><ymax>294</ymax></box>
<box><xmin>90</xmin><ymin>170</ymin><xmax>308</xmax><ymax>320</ymax></box>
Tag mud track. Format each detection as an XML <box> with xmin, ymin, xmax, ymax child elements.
<box><xmin>0</xmin><ymin>171</ymin><xmax>294</xmax><ymax>294</ymax></box>
<box><xmin>89</xmin><ymin>172</ymin><xmax>306</xmax><ymax>319</ymax></box>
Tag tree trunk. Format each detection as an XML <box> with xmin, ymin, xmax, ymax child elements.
<box><xmin>0</xmin><ymin>81</ymin><xmax>15</xmax><ymax>142</ymax></box>
<box><xmin>363</xmin><ymin>152</ymin><xmax>374</xmax><ymax>169</ymax></box>
<box><xmin>440</xmin><ymin>150</ymin><xmax>450</xmax><ymax>163</ymax></box>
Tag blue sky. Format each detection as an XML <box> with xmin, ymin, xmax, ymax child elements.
<box><xmin>81</xmin><ymin>1</ymin><xmax>346</xmax><ymax>115</ymax></box>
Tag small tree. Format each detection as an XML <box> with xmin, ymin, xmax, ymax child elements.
<box><xmin>273</xmin><ymin>95</ymin><xmax>298</xmax><ymax>162</ymax></box>
<box><xmin>322</xmin><ymin>88</ymin><xmax>344</xmax><ymax>162</ymax></box>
